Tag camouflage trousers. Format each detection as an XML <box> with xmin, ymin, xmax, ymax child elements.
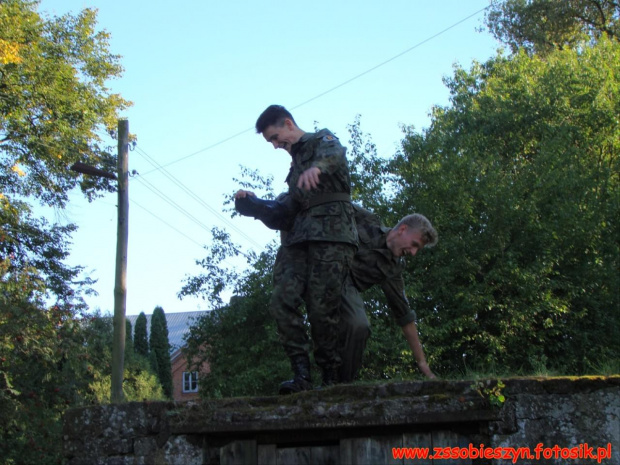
<box><xmin>271</xmin><ymin>241</ymin><xmax>356</xmax><ymax>371</ymax></box>
<box><xmin>338</xmin><ymin>275</ymin><xmax>371</xmax><ymax>382</ymax></box>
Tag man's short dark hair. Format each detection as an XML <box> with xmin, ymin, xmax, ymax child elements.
<box><xmin>255</xmin><ymin>105</ymin><xmax>297</xmax><ymax>133</ymax></box>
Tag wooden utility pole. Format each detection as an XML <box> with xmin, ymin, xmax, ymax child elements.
<box><xmin>111</xmin><ymin>119</ymin><xmax>129</xmax><ymax>403</ymax></box>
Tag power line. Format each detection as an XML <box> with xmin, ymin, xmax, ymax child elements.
<box><xmin>132</xmin><ymin>146</ymin><xmax>264</xmax><ymax>251</ymax></box>
<box><xmin>141</xmin><ymin>127</ymin><xmax>254</xmax><ymax>175</ymax></box>
<box><xmin>134</xmin><ymin>146</ymin><xmax>264</xmax><ymax>249</ymax></box>
<box><xmin>134</xmin><ymin>176</ymin><xmax>211</xmax><ymax>236</ymax></box>
<box><xmin>130</xmin><ymin>197</ymin><xmax>205</xmax><ymax>249</ymax></box>
<box><xmin>133</xmin><ymin>175</ymin><xmax>256</xmax><ymax>261</ymax></box>
<box><xmin>290</xmin><ymin>6</ymin><xmax>490</xmax><ymax>110</ymax></box>
<box><xmin>130</xmin><ymin>197</ymin><xmax>247</xmax><ymax>271</ymax></box>
<box><xmin>140</xmin><ymin>5</ymin><xmax>490</xmax><ymax>175</ymax></box>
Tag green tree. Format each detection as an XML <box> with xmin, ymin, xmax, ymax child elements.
<box><xmin>134</xmin><ymin>311</ymin><xmax>149</xmax><ymax>358</ymax></box>
<box><xmin>347</xmin><ymin>115</ymin><xmax>390</xmax><ymax>213</ymax></box>
<box><xmin>125</xmin><ymin>318</ymin><xmax>134</xmax><ymax>356</ymax></box>
<box><xmin>388</xmin><ymin>38</ymin><xmax>619</xmax><ymax>375</ymax></box>
<box><xmin>183</xmin><ymin>37</ymin><xmax>620</xmax><ymax>390</ymax></box>
<box><xmin>81</xmin><ymin>311</ymin><xmax>164</xmax><ymax>404</ymax></box>
<box><xmin>1</xmin><ymin>0</ymin><xmax>130</xmax><ymax>207</ymax></box>
<box><xmin>183</xmin><ymin>236</ymin><xmax>291</xmax><ymax>398</ymax></box>
<box><xmin>0</xmin><ymin>260</ymin><xmax>92</xmax><ymax>464</ymax></box>
<box><xmin>1</xmin><ymin>2</ymin><xmax>131</xmax><ymax>462</ymax></box>
<box><xmin>150</xmin><ymin>306</ymin><xmax>172</xmax><ymax>398</ymax></box>
<box><xmin>485</xmin><ymin>0</ymin><xmax>620</xmax><ymax>56</ymax></box>
<box><xmin>0</xmin><ymin>194</ymin><xmax>94</xmax><ymax>312</ymax></box>
<box><xmin>1</xmin><ymin>0</ymin><xmax>130</xmax><ymax>306</ymax></box>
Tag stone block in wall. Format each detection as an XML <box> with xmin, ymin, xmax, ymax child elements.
<box><xmin>133</xmin><ymin>436</ymin><xmax>158</xmax><ymax>457</ymax></box>
<box><xmin>491</xmin><ymin>378</ymin><xmax>620</xmax><ymax>464</ymax></box>
<box><xmin>164</xmin><ymin>434</ymin><xmax>203</xmax><ymax>465</ymax></box>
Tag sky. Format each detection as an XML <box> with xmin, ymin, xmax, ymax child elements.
<box><xmin>37</xmin><ymin>0</ymin><xmax>501</xmax><ymax>316</ymax></box>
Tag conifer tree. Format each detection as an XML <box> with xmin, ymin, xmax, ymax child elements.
<box><xmin>134</xmin><ymin>312</ymin><xmax>149</xmax><ymax>358</ymax></box>
<box><xmin>125</xmin><ymin>319</ymin><xmax>134</xmax><ymax>362</ymax></box>
<box><xmin>149</xmin><ymin>307</ymin><xmax>173</xmax><ymax>398</ymax></box>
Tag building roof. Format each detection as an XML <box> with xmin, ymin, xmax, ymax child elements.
<box><xmin>127</xmin><ymin>310</ymin><xmax>209</xmax><ymax>353</ymax></box>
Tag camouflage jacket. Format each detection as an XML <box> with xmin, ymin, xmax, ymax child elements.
<box><xmin>350</xmin><ymin>216</ymin><xmax>416</xmax><ymax>327</ymax></box>
<box><xmin>267</xmin><ymin>197</ymin><xmax>416</xmax><ymax>326</ymax></box>
<box><xmin>282</xmin><ymin>129</ymin><xmax>357</xmax><ymax>247</ymax></box>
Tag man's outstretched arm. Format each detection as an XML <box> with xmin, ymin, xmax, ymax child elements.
<box><xmin>401</xmin><ymin>321</ymin><xmax>436</xmax><ymax>379</ymax></box>
<box><xmin>234</xmin><ymin>190</ymin><xmax>297</xmax><ymax>231</ymax></box>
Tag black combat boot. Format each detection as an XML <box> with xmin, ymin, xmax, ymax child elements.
<box><xmin>279</xmin><ymin>355</ymin><xmax>313</xmax><ymax>395</ymax></box>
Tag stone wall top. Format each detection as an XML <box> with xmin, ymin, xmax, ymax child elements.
<box><xmin>64</xmin><ymin>375</ymin><xmax>619</xmax><ymax>438</ymax></box>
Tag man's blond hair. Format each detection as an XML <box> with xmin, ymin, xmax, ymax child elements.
<box><xmin>394</xmin><ymin>214</ymin><xmax>438</xmax><ymax>247</ymax></box>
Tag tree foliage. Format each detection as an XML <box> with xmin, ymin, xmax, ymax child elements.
<box><xmin>133</xmin><ymin>311</ymin><xmax>149</xmax><ymax>358</ymax></box>
<box><xmin>182</xmin><ymin>232</ymin><xmax>291</xmax><ymax>397</ymax></box>
<box><xmin>1</xmin><ymin>0</ymin><xmax>131</xmax><ymax>313</ymax></box>
<box><xmin>1</xmin><ymin>0</ymin><xmax>131</xmax><ymax>207</ymax></box>
<box><xmin>1</xmin><ymin>2</ymin><xmax>135</xmax><ymax>462</ymax></box>
<box><xmin>0</xmin><ymin>193</ymin><xmax>95</xmax><ymax>309</ymax></box>
<box><xmin>125</xmin><ymin>318</ymin><xmax>134</xmax><ymax>354</ymax></box>
<box><xmin>485</xmin><ymin>0</ymin><xmax>620</xmax><ymax>56</ymax></box>
<box><xmin>149</xmin><ymin>306</ymin><xmax>173</xmax><ymax>398</ymax></box>
<box><xmin>0</xmin><ymin>275</ymin><xmax>163</xmax><ymax>465</ymax></box>
<box><xmin>0</xmin><ymin>261</ymin><xmax>91</xmax><ymax>464</ymax></box>
<box><xmin>347</xmin><ymin>115</ymin><xmax>390</xmax><ymax>213</ymax></box>
<box><xmin>81</xmin><ymin>312</ymin><xmax>164</xmax><ymax>404</ymax></box>
<box><xmin>390</xmin><ymin>37</ymin><xmax>619</xmax><ymax>374</ymax></box>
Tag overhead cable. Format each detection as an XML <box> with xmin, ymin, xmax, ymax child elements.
<box><xmin>140</xmin><ymin>5</ymin><xmax>490</xmax><ymax>175</ymax></box>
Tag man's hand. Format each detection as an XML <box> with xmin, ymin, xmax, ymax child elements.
<box><xmin>296</xmin><ymin>167</ymin><xmax>321</xmax><ymax>190</ymax></box>
<box><xmin>417</xmin><ymin>360</ymin><xmax>437</xmax><ymax>379</ymax></box>
<box><xmin>235</xmin><ymin>190</ymin><xmax>255</xmax><ymax>199</ymax></box>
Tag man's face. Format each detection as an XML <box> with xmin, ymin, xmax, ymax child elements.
<box><xmin>387</xmin><ymin>225</ymin><xmax>425</xmax><ymax>258</ymax></box>
<box><xmin>262</xmin><ymin>119</ymin><xmax>300</xmax><ymax>154</ymax></box>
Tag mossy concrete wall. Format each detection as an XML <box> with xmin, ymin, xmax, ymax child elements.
<box><xmin>63</xmin><ymin>376</ymin><xmax>619</xmax><ymax>464</ymax></box>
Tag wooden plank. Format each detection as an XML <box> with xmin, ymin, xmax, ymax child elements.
<box><xmin>349</xmin><ymin>438</ymin><xmax>371</xmax><ymax>465</ymax></box>
<box><xmin>340</xmin><ymin>436</ymin><xmax>402</xmax><ymax>465</ymax></box>
<box><xmin>257</xmin><ymin>444</ymin><xmax>276</xmax><ymax>465</ymax></box>
<box><xmin>340</xmin><ymin>438</ymin><xmax>356</xmax><ymax>465</ymax></box>
<box><xmin>364</xmin><ymin>437</ymin><xmax>386</xmax><ymax>465</ymax></box>
<box><xmin>220</xmin><ymin>439</ymin><xmax>257</xmax><ymax>465</ymax></box>
<box><xmin>379</xmin><ymin>435</ymin><xmax>404</xmax><ymax>465</ymax></box>
<box><xmin>401</xmin><ymin>432</ymin><xmax>433</xmax><ymax>465</ymax></box>
<box><xmin>277</xmin><ymin>446</ymin><xmax>311</xmax><ymax>465</ymax></box>
<box><xmin>310</xmin><ymin>445</ymin><xmax>340</xmax><ymax>465</ymax></box>
<box><xmin>432</xmin><ymin>431</ymin><xmax>471</xmax><ymax>464</ymax></box>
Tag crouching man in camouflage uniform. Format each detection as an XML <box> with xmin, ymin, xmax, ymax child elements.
<box><xmin>235</xmin><ymin>192</ymin><xmax>438</xmax><ymax>386</ymax></box>
<box><xmin>338</xmin><ymin>209</ymin><xmax>438</xmax><ymax>382</ymax></box>
<box><xmin>251</xmin><ymin>105</ymin><xmax>357</xmax><ymax>393</ymax></box>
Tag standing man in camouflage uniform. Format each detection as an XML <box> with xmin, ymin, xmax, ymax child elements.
<box><xmin>253</xmin><ymin>105</ymin><xmax>357</xmax><ymax>393</ymax></box>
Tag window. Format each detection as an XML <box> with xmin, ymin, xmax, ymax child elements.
<box><xmin>183</xmin><ymin>371</ymin><xmax>198</xmax><ymax>393</ymax></box>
